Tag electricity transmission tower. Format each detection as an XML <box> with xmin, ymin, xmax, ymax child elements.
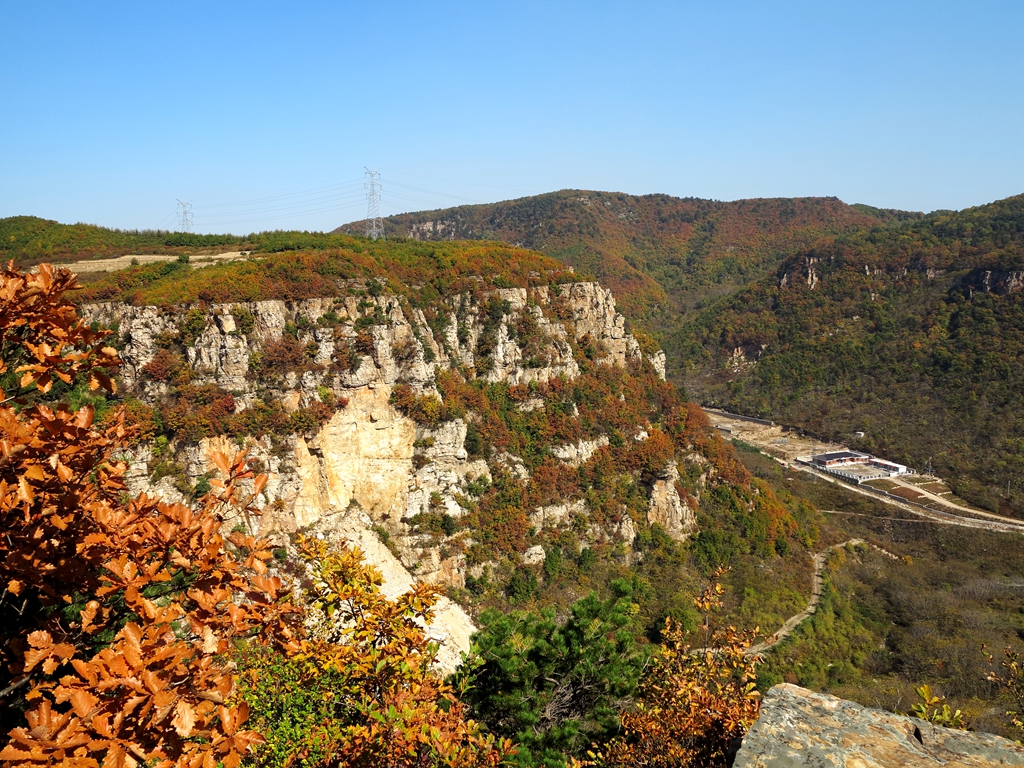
<box><xmin>364</xmin><ymin>168</ymin><xmax>385</xmax><ymax>241</ymax></box>
<box><xmin>176</xmin><ymin>200</ymin><xmax>193</xmax><ymax>233</ymax></box>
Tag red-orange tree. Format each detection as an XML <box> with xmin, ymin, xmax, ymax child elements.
<box><xmin>0</xmin><ymin>262</ymin><xmax>512</xmax><ymax>768</ymax></box>
<box><xmin>0</xmin><ymin>263</ymin><xmax>299</xmax><ymax>767</ymax></box>
<box><xmin>593</xmin><ymin>578</ymin><xmax>762</xmax><ymax>768</ymax></box>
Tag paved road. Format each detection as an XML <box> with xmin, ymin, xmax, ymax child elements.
<box><xmin>887</xmin><ymin>476</ymin><xmax>1019</xmax><ymax>524</ymax></box>
<box><xmin>785</xmin><ymin>460</ymin><xmax>1024</xmax><ymax>534</ymax></box>
<box><xmin>702</xmin><ymin>405</ymin><xmax>1024</xmax><ymax>534</ymax></box>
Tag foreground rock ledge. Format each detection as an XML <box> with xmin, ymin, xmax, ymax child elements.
<box><xmin>734</xmin><ymin>683</ymin><xmax>1024</xmax><ymax>767</ymax></box>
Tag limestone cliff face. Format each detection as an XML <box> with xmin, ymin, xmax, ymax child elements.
<box><xmin>83</xmin><ymin>281</ymin><xmax>674</xmax><ymax>667</ymax></box>
<box><xmin>646</xmin><ymin>462</ymin><xmax>697</xmax><ymax>541</ymax></box>
<box><xmin>291</xmin><ymin>386</ymin><xmax>415</xmax><ymax>529</ymax></box>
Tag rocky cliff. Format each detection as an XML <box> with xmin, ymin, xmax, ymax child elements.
<box><xmin>965</xmin><ymin>268</ymin><xmax>1024</xmax><ymax>296</ymax></box>
<box><xmin>83</xmin><ymin>281</ymin><xmax>689</xmax><ymax>667</ymax></box>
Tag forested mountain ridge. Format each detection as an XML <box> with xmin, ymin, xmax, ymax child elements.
<box><xmin>334</xmin><ymin>190</ymin><xmax>884</xmax><ymax>323</ymax></box>
<box><xmin>71</xmin><ymin>240</ymin><xmax>816</xmax><ymax>639</ymax></box>
<box><xmin>677</xmin><ymin>194</ymin><xmax>1024</xmax><ymax>515</ymax></box>
<box><xmin>8</xmin><ymin>226</ymin><xmax>1024</xmax><ymax>762</ymax></box>
<box><xmin>338</xmin><ymin>192</ymin><xmax>1024</xmax><ymax>516</ymax></box>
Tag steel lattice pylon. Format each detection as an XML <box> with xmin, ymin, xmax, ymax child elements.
<box><xmin>364</xmin><ymin>167</ymin><xmax>385</xmax><ymax>241</ymax></box>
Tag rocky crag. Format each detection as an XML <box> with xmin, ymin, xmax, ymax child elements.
<box><xmin>734</xmin><ymin>684</ymin><xmax>1024</xmax><ymax>767</ymax></box>
<box><xmin>84</xmin><ymin>281</ymin><xmax>694</xmax><ymax>667</ymax></box>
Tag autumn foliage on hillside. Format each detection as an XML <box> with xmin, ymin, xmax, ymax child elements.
<box><xmin>0</xmin><ymin>263</ymin><xmax>300</xmax><ymax>766</ymax></box>
<box><xmin>595</xmin><ymin>578</ymin><xmax>761</xmax><ymax>768</ymax></box>
<box><xmin>347</xmin><ymin>190</ymin><xmax>884</xmax><ymax>320</ymax></box>
<box><xmin>393</xmin><ymin>363</ymin><xmax>800</xmax><ymax>575</ymax></box>
<box><xmin>76</xmin><ymin>240</ymin><xmax>576</xmax><ymax>307</ymax></box>
<box><xmin>0</xmin><ymin>263</ymin><xmax>508</xmax><ymax>768</ymax></box>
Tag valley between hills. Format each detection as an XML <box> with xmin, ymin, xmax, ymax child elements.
<box><xmin>3</xmin><ymin>195</ymin><xmax>1024</xmax><ymax>763</ymax></box>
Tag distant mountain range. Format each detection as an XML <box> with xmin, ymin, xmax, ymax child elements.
<box><xmin>338</xmin><ymin>190</ymin><xmax>1024</xmax><ymax>516</ymax></box>
<box><xmin>334</xmin><ymin>190</ymin><xmax>886</xmax><ymax>324</ymax></box>
<box><xmin>4</xmin><ymin>188</ymin><xmax>1021</xmax><ymax>514</ymax></box>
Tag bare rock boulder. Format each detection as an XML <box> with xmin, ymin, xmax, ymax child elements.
<box><xmin>734</xmin><ymin>683</ymin><xmax>1024</xmax><ymax>767</ymax></box>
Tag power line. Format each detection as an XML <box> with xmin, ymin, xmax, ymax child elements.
<box><xmin>195</xmin><ymin>191</ymin><xmax>367</xmax><ymax>219</ymax></box>
<box><xmin>199</xmin><ymin>178</ymin><xmax>365</xmax><ymax>209</ymax></box>
<box><xmin>386</xmin><ymin>179</ymin><xmax>487</xmax><ymax>204</ymax></box>
<box><xmin>197</xmin><ymin>201</ymin><xmax>367</xmax><ymax>228</ymax></box>
<box><xmin>364</xmin><ymin>167</ymin><xmax>385</xmax><ymax>241</ymax></box>
<box><xmin>153</xmin><ymin>208</ymin><xmax>179</xmax><ymax>229</ymax></box>
<box><xmin>154</xmin><ymin>169</ymin><xmax>519</xmax><ymax>235</ymax></box>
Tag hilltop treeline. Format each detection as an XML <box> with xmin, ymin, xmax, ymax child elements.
<box><xmin>1</xmin><ymin>215</ymin><xmax>502</xmax><ymax>266</ymax></box>
<box><xmin>335</xmin><ymin>190</ymin><xmax>883</xmax><ymax>321</ymax></box>
<box><xmin>76</xmin><ymin>239</ymin><xmax>579</xmax><ymax>306</ymax></box>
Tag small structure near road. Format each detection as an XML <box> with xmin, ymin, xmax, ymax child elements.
<box><xmin>813</xmin><ymin>450</ymin><xmax>870</xmax><ymax>468</ymax></box>
<box><xmin>805</xmin><ymin>451</ymin><xmax>912</xmax><ymax>484</ymax></box>
<box><xmin>870</xmin><ymin>458</ymin><xmax>910</xmax><ymax>475</ymax></box>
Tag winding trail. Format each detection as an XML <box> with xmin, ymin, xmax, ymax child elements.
<box><xmin>748</xmin><ymin>539</ymin><xmax>899</xmax><ymax>656</ymax></box>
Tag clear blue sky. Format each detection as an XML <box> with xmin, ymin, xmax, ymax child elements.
<box><xmin>2</xmin><ymin>1</ymin><xmax>1022</xmax><ymax>234</ymax></box>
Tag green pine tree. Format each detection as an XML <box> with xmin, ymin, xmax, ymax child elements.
<box><xmin>455</xmin><ymin>581</ymin><xmax>647</xmax><ymax>768</ymax></box>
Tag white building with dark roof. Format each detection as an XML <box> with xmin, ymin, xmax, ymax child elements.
<box><xmin>812</xmin><ymin>451</ymin><xmax>870</xmax><ymax>467</ymax></box>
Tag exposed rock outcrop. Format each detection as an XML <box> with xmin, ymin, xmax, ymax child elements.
<box><xmin>291</xmin><ymin>385</ymin><xmax>414</xmax><ymax>529</ymax></box>
<box><xmin>561</xmin><ymin>282</ymin><xmax>642</xmax><ymax>367</ymax></box>
<box><xmin>966</xmin><ymin>268</ymin><xmax>1024</xmax><ymax>296</ymax></box>
<box><xmin>83</xmin><ymin>281</ymin><xmax>672</xmax><ymax>668</ymax></box>
<box><xmin>647</xmin><ymin>463</ymin><xmax>696</xmax><ymax>541</ymax></box>
<box><xmin>734</xmin><ymin>684</ymin><xmax>1024</xmax><ymax>767</ymax></box>
<box><xmin>551</xmin><ymin>436</ymin><xmax>610</xmax><ymax>467</ymax></box>
<box><xmin>529</xmin><ymin>500</ymin><xmax>587</xmax><ymax>532</ymax></box>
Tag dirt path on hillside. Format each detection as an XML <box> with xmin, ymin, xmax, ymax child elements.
<box><xmin>748</xmin><ymin>539</ymin><xmax>900</xmax><ymax>656</ymax></box>
<box><xmin>61</xmin><ymin>251</ymin><xmax>252</xmax><ymax>273</ymax></box>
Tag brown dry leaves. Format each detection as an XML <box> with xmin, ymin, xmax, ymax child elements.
<box><xmin>593</xmin><ymin>576</ymin><xmax>762</xmax><ymax>768</ymax></box>
<box><xmin>0</xmin><ymin>263</ymin><xmax>299</xmax><ymax>768</ymax></box>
